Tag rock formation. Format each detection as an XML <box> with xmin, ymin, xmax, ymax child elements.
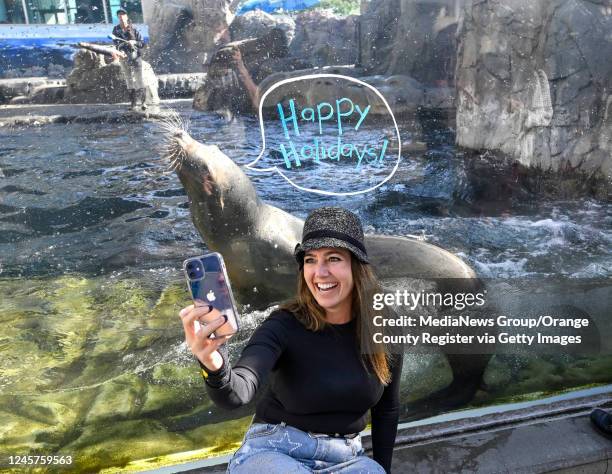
<box><xmin>455</xmin><ymin>0</ymin><xmax>612</xmax><ymax>178</ymax></box>
<box><xmin>231</xmin><ymin>9</ymin><xmax>358</xmax><ymax>67</ymax></box>
<box><xmin>145</xmin><ymin>4</ymin><xmax>359</xmax><ymax>74</ymax></box>
<box><xmin>359</xmin><ymin>0</ymin><xmax>460</xmax><ymax>85</ymax></box>
<box><xmin>0</xmin><ymin>77</ymin><xmax>64</xmax><ymax>105</ymax></box>
<box><xmin>143</xmin><ymin>0</ymin><xmax>235</xmax><ymax>74</ymax></box>
<box><xmin>64</xmin><ymin>51</ymin><xmax>129</xmax><ymax>104</ymax></box>
<box><xmin>63</xmin><ymin>50</ymin><xmax>159</xmax><ymax>106</ymax></box>
<box><xmin>229</xmin><ymin>9</ymin><xmax>296</xmax><ymax>43</ymax></box>
<box><xmin>193</xmin><ymin>27</ymin><xmax>305</xmax><ymax>113</ymax></box>
<box><xmin>290</xmin><ymin>9</ymin><xmax>359</xmax><ymax>67</ymax></box>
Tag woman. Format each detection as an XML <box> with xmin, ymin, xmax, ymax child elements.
<box><xmin>180</xmin><ymin>207</ymin><xmax>403</xmax><ymax>473</ymax></box>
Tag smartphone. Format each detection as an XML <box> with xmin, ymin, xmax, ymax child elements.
<box><xmin>183</xmin><ymin>252</ymin><xmax>240</xmax><ymax>338</ymax></box>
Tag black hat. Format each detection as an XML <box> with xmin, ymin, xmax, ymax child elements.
<box><xmin>294</xmin><ymin>207</ymin><xmax>369</xmax><ymax>267</ymax></box>
<box><xmin>117</xmin><ymin>8</ymin><xmax>127</xmax><ymax>15</ymax></box>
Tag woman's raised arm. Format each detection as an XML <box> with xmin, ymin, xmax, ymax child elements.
<box><xmin>180</xmin><ymin>306</ymin><xmax>288</xmax><ymax>409</ymax></box>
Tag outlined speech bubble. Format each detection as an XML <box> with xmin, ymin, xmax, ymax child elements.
<box><xmin>246</xmin><ymin>74</ymin><xmax>402</xmax><ymax>196</ymax></box>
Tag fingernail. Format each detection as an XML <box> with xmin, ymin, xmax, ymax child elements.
<box><xmin>208</xmin><ymin>305</ymin><xmax>214</xmax><ymax>313</ymax></box>
<box><xmin>221</xmin><ymin>314</ymin><xmax>228</xmax><ymax>323</ymax></box>
<box><xmin>179</xmin><ymin>308</ymin><xmax>187</xmax><ymax>317</ymax></box>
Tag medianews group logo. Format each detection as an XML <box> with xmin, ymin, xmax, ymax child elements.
<box><xmin>365</xmin><ymin>280</ymin><xmax>606</xmax><ymax>354</ymax></box>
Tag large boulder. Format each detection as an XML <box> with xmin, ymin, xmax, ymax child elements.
<box><xmin>229</xmin><ymin>9</ymin><xmax>296</xmax><ymax>43</ymax></box>
<box><xmin>455</xmin><ymin>0</ymin><xmax>612</xmax><ymax>178</ymax></box>
<box><xmin>290</xmin><ymin>9</ymin><xmax>359</xmax><ymax>67</ymax></box>
<box><xmin>63</xmin><ymin>51</ymin><xmax>129</xmax><ymax>104</ymax></box>
<box><xmin>143</xmin><ymin>0</ymin><xmax>235</xmax><ymax>74</ymax></box>
<box><xmin>359</xmin><ymin>0</ymin><xmax>459</xmax><ymax>85</ymax></box>
<box><xmin>63</xmin><ymin>51</ymin><xmax>159</xmax><ymax>105</ymax></box>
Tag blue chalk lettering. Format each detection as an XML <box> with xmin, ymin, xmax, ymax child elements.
<box><xmin>301</xmin><ymin>107</ymin><xmax>315</xmax><ymax>122</ymax></box>
<box><xmin>354</xmin><ymin>104</ymin><xmax>371</xmax><ymax>131</ymax></box>
<box><xmin>336</xmin><ymin>98</ymin><xmax>354</xmax><ymax>136</ymax></box>
<box><xmin>354</xmin><ymin>144</ymin><xmax>369</xmax><ymax>168</ymax></box>
<box><xmin>317</xmin><ymin>102</ymin><xmax>334</xmax><ymax>135</ymax></box>
<box><xmin>328</xmin><ymin>136</ymin><xmax>340</xmax><ymax>160</ymax></box>
<box><xmin>378</xmin><ymin>139</ymin><xmax>389</xmax><ymax>165</ymax></box>
<box><xmin>277</xmin><ymin>99</ymin><xmax>300</xmax><ymax>140</ymax></box>
<box><xmin>301</xmin><ymin>144</ymin><xmax>314</xmax><ymax>160</ymax></box>
<box><xmin>279</xmin><ymin>140</ymin><xmax>301</xmax><ymax>169</ymax></box>
<box><xmin>341</xmin><ymin>143</ymin><xmax>353</xmax><ymax>158</ymax></box>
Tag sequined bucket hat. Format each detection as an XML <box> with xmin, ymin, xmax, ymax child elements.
<box><xmin>294</xmin><ymin>207</ymin><xmax>369</xmax><ymax>267</ymax></box>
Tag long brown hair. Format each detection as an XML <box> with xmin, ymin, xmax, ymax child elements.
<box><xmin>280</xmin><ymin>254</ymin><xmax>392</xmax><ymax>385</ymax></box>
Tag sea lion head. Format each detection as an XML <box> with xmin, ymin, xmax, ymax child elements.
<box><xmin>158</xmin><ymin>111</ymin><xmax>260</xmax><ymax>240</ymax></box>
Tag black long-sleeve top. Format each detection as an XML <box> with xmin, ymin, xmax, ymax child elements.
<box><xmin>203</xmin><ymin>310</ymin><xmax>403</xmax><ymax>473</ymax></box>
<box><xmin>111</xmin><ymin>23</ymin><xmax>144</xmax><ymax>58</ymax></box>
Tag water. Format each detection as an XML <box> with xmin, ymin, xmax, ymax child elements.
<box><xmin>0</xmin><ymin>24</ymin><xmax>149</xmax><ymax>77</ymax></box>
<box><xmin>1</xmin><ymin>112</ymin><xmax>610</xmax><ymax>280</ymax></box>
<box><xmin>0</xmin><ymin>110</ymin><xmax>610</xmax><ymax>471</ymax></box>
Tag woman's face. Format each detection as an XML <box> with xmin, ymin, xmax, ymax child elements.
<box><xmin>303</xmin><ymin>247</ymin><xmax>354</xmax><ymax>317</ymax></box>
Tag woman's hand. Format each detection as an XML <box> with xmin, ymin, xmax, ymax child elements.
<box><xmin>179</xmin><ymin>304</ymin><xmax>230</xmax><ymax>372</ymax></box>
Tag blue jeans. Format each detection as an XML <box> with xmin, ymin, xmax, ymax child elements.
<box><xmin>227</xmin><ymin>422</ymin><xmax>386</xmax><ymax>473</ymax></box>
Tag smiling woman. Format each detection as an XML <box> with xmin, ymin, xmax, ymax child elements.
<box><xmin>303</xmin><ymin>247</ymin><xmax>355</xmax><ymax>323</ymax></box>
<box><xmin>179</xmin><ymin>206</ymin><xmax>403</xmax><ymax>473</ymax></box>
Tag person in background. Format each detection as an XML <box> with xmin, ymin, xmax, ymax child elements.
<box><xmin>111</xmin><ymin>9</ymin><xmax>146</xmax><ymax>110</ymax></box>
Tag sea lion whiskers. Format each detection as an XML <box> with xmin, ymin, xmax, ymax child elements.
<box><xmin>157</xmin><ymin>109</ymin><xmax>190</xmax><ymax>172</ymax></box>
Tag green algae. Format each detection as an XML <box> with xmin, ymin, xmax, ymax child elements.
<box><xmin>140</xmin><ymin>382</ymin><xmax>196</xmax><ymax>417</ymax></box>
<box><xmin>474</xmin><ymin>353</ymin><xmax>612</xmax><ymax>405</ymax></box>
<box><xmin>85</xmin><ymin>374</ymin><xmax>147</xmax><ymax>424</ymax></box>
<box><xmin>64</xmin><ymin>419</ymin><xmax>194</xmax><ymax>473</ymax></box>
<box><xmin>1</xmin><ymin>274</ymin><xmax>612</xmax><ymax>473</ymax></box>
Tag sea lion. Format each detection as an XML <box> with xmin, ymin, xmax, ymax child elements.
<box><xmin>162</xmin><ymin>125</ymin><xmax>476</xmax><ymax>303</ymax></box>
<box><xmin>161</xmin><ymin>116</ymin><xmax>490</xmax><ymax>417</ymax></box>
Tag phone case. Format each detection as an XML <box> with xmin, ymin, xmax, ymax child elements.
<box><xmin>183</xmin><ymin>252</ymin><xmax>240</xmax><ymax>337</ymax></box>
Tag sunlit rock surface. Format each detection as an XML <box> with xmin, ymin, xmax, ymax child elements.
<box><xmin>61</xmin><ymin>50</ymin><xmax>159</xmax><ymax>106</ymax></box>
<box><xmin>455</xmin><ymin>0</ymin><xmax>612</xmax><ymax>179</ymax></box>
<box><xmin>63</xmin><ymin>50</ymin><xmax>129</xmax><ymax>104</ymax></box>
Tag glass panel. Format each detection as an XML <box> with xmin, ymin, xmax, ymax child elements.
<box><xmin>72</xmin><ymin>0</ymin><xmax>106</xmax><ymax>23</ymax></box>
<box><xmin>23</xmin><ymin>0</ymin><xmax>68</xmax><ymax>24</ymax></box>
<box><xmin>1</xmin><ymin>0</ymin><xmax>26</xmax><ymax>22</ymax></box>
<box><xmin>0</xmin><ymin>0</ymin><xmax>7</xmax><ymax>22</ymax></box>
<box><xmin>0</xmin><ymin>0</ymin><xmax>143</xmax><ymax>23</ymax></box>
